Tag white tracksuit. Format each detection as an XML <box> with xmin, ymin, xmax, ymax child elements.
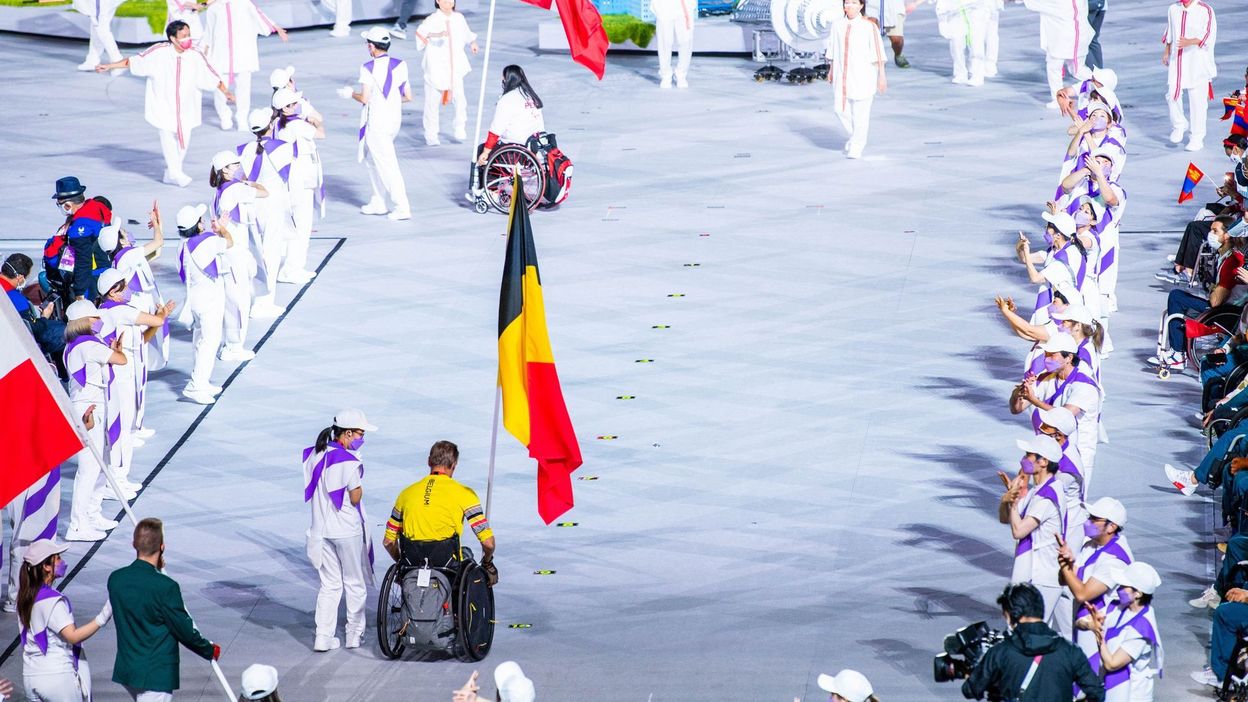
<box><xmin>177</xmin><ymin>232</ymin><xmax>229</xmax><ymax>393</ymax></box>
<box><xmin>275</xmin><ymin>113</ymin><xmax>323</xmax><ymax>276</ymax></box>
<box><xmin>127</xmin><ymin>43</ymin><xmax>222</xmax><ymax>182</ymax></box>
<box><xmin>936</xmin><ymin>0</ymin><xmax>989</xmax><ymax>84</ymax></box>
<box><xmin>203</xmin><ymin>0</ymin><xmax>278</xmax><ymax>129</ymax></box>
<box><xmin>1163</xmin><ymin>0</ymin><xmax>1217</xmax><ymax>143</ymax></box>
<box><xmin>826</xmin><ymin>14</ymin><xmax>886</xmax><ymax>156</ymax></box>
<box><xmin>73</xmin><ymin>0</ymin><xmax>123</xmax><ymax>68</ymax></box>
<box><xmin>238</xmin><ymin>137</ymin><xmax>296</xmax><ymax>308</ymax></box>
<box><xmin>650</xmin><ymin>0</ymin><xmax>696</xmax><ymax>84</ymax></box>
<box><xmin>213</xmin><ymin>181</ymin><xmax>259</xmax><ymax>351</ymax></box>
<box><xmin>1023</xmin><ymin>0</ymin><xmax>1093</xmax><ymax>101</ymax></box>
<box><xmin>357</xmin><ymin>54</ymin><xmax>412</xmax><ymax>213</ymax></box>
<box><xmin>415</xmin><ymin>11</ymin><xmax>476</xmax><ymax>143</ymax></box>
<box><xmin>304</xmin><ymin>446</ymin><xmax>373</xmax><ymax>642</ymax></box>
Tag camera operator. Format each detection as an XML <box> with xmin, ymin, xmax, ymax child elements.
<box><xmin>962</xmin><ymin>583</ymin><xmax>1104</xmax><ymax>701</ymax></box>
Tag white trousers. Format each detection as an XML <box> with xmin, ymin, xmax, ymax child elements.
<box><xmin>315</xmin><ymin>536</ymin><xmax>367</xmax><ymax>640</ymax></box>
<box><xmin>655</xmin><ymin>19</ymin><xmax>692</xmax><ymax>81</ymax></box>
<box><xmin>222</xmin><ymin>263</ymin><xmax>253</xmax><ymax>349</ymax></box>
<box><xmin>284</xmin><ymin>188</ymin><xmax>315</xmax><ymax>275</ymax></box>
<box><xmin>1168</xmin><ymin>84</ymin><xmax>1211</xmax><ymax>140</ymax></box>
<box><xmin>125</xmin><ymin>687</ymin><xmax>172</xmax><ymax>702</ymax></box>
<box><xmin>187</xmin><ymin>286</ymin><xmax>224</xmax><ymax>391</ymax></box>
<box><xmin>105</xmin><ymin>357</ymin><xmax>136</xmax><ymax>484</ymax></box>
<box><xmin>1036</xmin><ymin>583</ymin><xmax>1062</xmax><ymax>624</ymax></box>
<box><xmin>26</xmin><ymin>660</ymin><xmax>91</xmax><ymax>702</ymax></box>
<box><xmin>213</xmin><ymin>70</ymin><xmax>252</xmax><ymax>129</ymax></box>
<box><xmin>947</xmin><ymin>16</ymin><xmax>986</xmax><ymax>81</ymax></box>
<box><xmin>364</xmin><ymin>129</ymin><xmax>410</xmax><ymax>211</ymax></box>
<box><xmin>83</xmin><ymin>6</ymin><xmax>122</xmax><ymax>66</ymax></box>
<box><xmin>984</xmin><ymin>6</ymin><xmax>1000</xmax><ymax>71</ymax></box>
<box><xmin>331</xmin><ymin>0</ymin><xmax>352</xmax><ymax>33</ymax></box>
<box><xmin>1052</xmin><ymin>590</ymin><xmax>1074</xmax><ymax>641</ymax></box>
<box><xmin>423</xmin><ymin>78</ymin><xmax>468</xmax><ymax>142</ymax></box>
<box><xmin>834</xmin><ymin>95</ymin><xmax>873</xmax><ymax>154</ymax></box>
<box><xmin>1098</xmin><ymin>227</ymin><xmax>1120</xmax><ymax>311</ymax></box>
<box><xmin>68</xmin><ymin>400</ymin><xmax>106</xmax><ymax>533</ymax></box>
<box><xmin>1046</xmin><ymin>57</ymin><xmax>1090</xmax><ymax>102</ymax></box>
<box><xmin>252</xmin><ymin>202</ymin><xmax>293</xmax><ymax>307</ymax></box>
<box><xmin>157</xmin><ymin>128</ymin><xmax>190</xmax><ymax>180</ymax></box>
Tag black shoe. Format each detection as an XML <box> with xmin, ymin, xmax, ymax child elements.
<box><xmin>894</xmin><ymin>54</ymin><xmax>911</xmax><ymax>68</ymax></box>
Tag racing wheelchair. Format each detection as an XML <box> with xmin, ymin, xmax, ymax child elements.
<box><xmin>469</xmin><ymin>133</ymin><xmax>573</xmax><ymax>215</ymax></box>
<box><xmin>376</xmin><ymin>537</ymin><xmax>495</xmax><ymax>661</ymax></box>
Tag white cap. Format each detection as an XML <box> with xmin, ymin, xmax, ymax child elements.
<box><xmin>1090</xmin><ymin>146</ymin><xmax>1121</xmax><ymax>166</ymax></box>
<box><xmin>23</xmin><ymin>539</ymin><xmax>69</xmax><ymax>566</ymax></box>
<box><xmin>1084</xmin><ymin>496</ymin><xmax>1127</xmax><ymax>527</ymax></box>
<box><xmin>494</xmin><ymin>661</ymin><xmax>535</xmax><ymax>702</ymax></box>
<box><xmin>97</xmin><ymin>223</ymin><xmax>121</xmax><ymax>252</ymax></box>
<box><xmin>211</xmin><ymin>150</ymin><xmax>241</xmax><ymax>173</ymax></box>
<box><xmin>1040</xmin><ymin>332</ymin><xmax>1079</xmax><ymax>355</ymax></box>
<box><xmin>268</xmin><ymin>64</ymin><xmax>295</xmax><ymax>89</ymax></box>
<box><xmin>1079</xmin><ymin>195</ymin><xmax>1106</xmax><ymax>220</ymax></box>
<box><xmin>1037</xmin><ymin>407</ymin><xmax>1077</xmax><ymax>436</ymax></box>
<box><xmin>272</xmin><ymin>87</ymin><xmax>302</xmax><ymax>110</ymax></box>
<box><xmin>247</xmin><ymin>108</ymin><xmax>273</xmax><ymax>133</ymax></box>
<box><xmin>1051</xmin><ymin>304</ymin><xmax>1093</xmax><ymax>325</ymax></box>
<box><xmin>333</xmin><ymin>408</ymin><xmax>377</xmax><ymax>432</ymax></box>
<box><xmin>96</xmin><ymin>267</ymin><xmax>126</xmax><ymax>296</ymax></box>
<box><xmin>1085</xmin><ymin>100</ymin><xmax>1111</xmax><ymax>118</ymax></box>
<box><xmin>816</xmin><ymin>670</ymin><xmax>874</xmax><ymax>702</ymax></box>
<box><xmin>1051</xmin><ymin>283</ymin><xmax>1083</xmax><ymax>307</ymax></box>
<box><xmin>361</xmin><ymin>26</ymin><xmax>391</xmax><ymax>44</ymax></box>
<box><xmin>1041</xmin><ymin>211</ymin><xmax>1077</xmax><ymax>237</ymax></box>
<box><xmin>1016</xmin><ymin>434</ymin><xmax>1063</xmax><ymax>463</ymax></box>
<box><xmin>1115</xmin><ymin>561</ymin><xmax>1161</xmax><ymax>595</ymax></box>
<box><xmin>176</xmin><ymin>203</ymin><xmax>208</xmax><ymax>231</ymax></box>
<box><xmin>65</xmin><ymin>299</ymin><xmax>100</xmax><ymax>321</ymax></box>
<box><xmin>239</xmin><ymin>664</ymin><xmax>279</xmax><ymax>700</ymax></box>
<box><xmin>1091</xmin><ymin>67</ymin><xmax>1118</xmax><ymax>92</ymax></box>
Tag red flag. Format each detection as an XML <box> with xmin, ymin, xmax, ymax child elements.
<box><xmin>520</xmin><ymin>0</ymin><xmax>552</xmax><ymax>8</ymax></box>
<box><xmin>552</xmin><ymin>0</ymin><xmax>609</xmax><ymax>79</ymax></box>
<box><xmin>1179</xmin><ymin>163</ymin><xmax>1204</xmax><ymax>204</ymax></box>
<box><xmin>0</xmin><ymin>299</ymin><xmax>83</xmax><ymax>508</ymax></box>
<box><xmin>1186</xmin><ymin>318</ymin><xmax>1223</xmax><ymax>339</ymax></box>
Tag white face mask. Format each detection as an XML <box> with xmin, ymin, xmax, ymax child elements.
<box><xmin>1208</xmin><ymin>232</ymin><xmax>1224</xmax><ymax>249</ymax></box>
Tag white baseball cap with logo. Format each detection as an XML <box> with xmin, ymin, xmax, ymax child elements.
<box><xmin>1084</xmin><ymin>496</ymin><xmax>1127</xmax><ymax>527</ymax></box>
<box><xmin>239</xmin><ymin>664</ymin><xmax>279</xmax><ymax>700</ymax></box>
<box><xmin>817</xmin><ymin>669</ymin><xmax>874</xmax><ymax>702</ymax></box>
<box><xmin>333</xmin><ymin>408</ymin><xmax>377</xmax><ymax>432</ymax></box>
<box><xmin>361</xmin><ymin>26</ymin><xmax>391</xmax><ymax>44</ymax></box>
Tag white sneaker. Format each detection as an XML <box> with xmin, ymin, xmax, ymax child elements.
<box><xmin>181</xmin><ymin>388</ymin><xmax>217</xmax><ymax>405</ymax></box>
<box><xmin>1044</xmin><ymin>100</ymin><xmax>1058</xmax><ymax>109</ymax></box>
<box><xmin>425</xmin><ymin>138</ymin><xmax>441</xmax><ymax>146</ymax></box>
<box><xmin>313</xmin><ymin>636</ymin><xmax>341</xmax><ymax>652</ymax></box>
<box><xmin>659</xmin><ymin>76</ymin><xmax>672</xmax><ymax>89</ymax></box>
<box><xmin>846</xmin><ymin>147</ymin><xmax>863</xmax><ymax>160</ymax></box>
<box><xmin>952</xmin><ymin>73</ymin><xmax>970</xmax><ymax>85</ymax></box>
<box><xmin>162</xmin><ymin>172</ymin><xmax>193</xmax><ymax>188</ymax></box>
<box><xmin>389</xmin><ymin>24</ymin><xmax>407</xmax><ymax>39</ymax></box>
<box><xmin>1170</xmin><ymin>127</ymin><xmax>1186</xmax><ymax>144</ymax></box>
<box><xmin>134</xmin><ymin>427</ymin><xmax>156</xmax><ymax>439</ymax></box>
<box><xmin>345</xmin><ymin>632</ymin><xmax>363</xmax><ymax>649</ymax></box>
<box><xmin>1191</xmin><ymin>667</ymin><xmax>1220</xmax><ymax>688</ymax></box>
<box><xmin>218</xmin><ymin>348</ymin><xmax>256</xmax><ymax>362</ymax></box>
<box><xmin>220</xmin><ymin>117</ymin><xmax>233</xmax><ymax>131</ymax></box>
<box><xmin>968</xmin><ymin>74</ymin><xmax>984</xmax><ymax>87</ymax></box>
<box><xmin>1147</xmin><ymin>351</ymin><xmax>1185</xmax><ymax>368</ymax></box>
<box><xmin>360</xmin><ymin>199</ymin><xmax>388</xmax><ymax>215</ymax></box>
<box><xmin>1164</xmin><ymin>463</ymin><xmax>1198</xmax><ymax>496</ymax></box>
<box><xmin>465</xmin><ymin>188</ymin><xmax>484</xmax><ymax>204</ymax></box>
<box><xmin>330</xmin><ymin>27</ymin><xmax>351</xmax><ymax>37</ymax></box>
<box><xmin>131</xmin><ymin>436</ymin><xmax>146</xmax><ymax>448</ymax></box>
<box><xmin>1</xmin><ymin>599</ymin><xmax>16</xmax><ymax>613</ymax></box>
<box><xmin>250</xmin><ymin>302</ymin><xmax>286</xmax><ymax>319</ymax></box>
<box><xmin>453</xmin><ymin>130</ymin><xmax>467</xmax><ymax>142</ymax></box>
<box><xmin>675</xmin><ymin>76</ymin><xmax>689</xmax><ymax>89</ymax></box>
<box><xmin>1190</xmin><ymin>586</ymin><xmax>1222</xmax><ymax>609</ymax></box>
<box><xmin>387</xmin><ymin>208</ymin><xmax>412</xmax><ymax>221</ymax></box>
<box><xmin>278</xmin><ymin>269</ymin><xmax>316</xmax><ymax>284</ymax></box>
<box><xmin>90</xmin><ymin>515</ymin><xmax>120</xmax><ymax>531</ymax></box>
<box><xmin>983</xmin><ymin>64</ymin><xmax>998</xmax><ymax>77</ymax></box>
<box><xmin>65</xmin><ymin>527</ymin><xmax>107</xmax><ymax>542</ymax></box>
<box><xmin>206</xmin><ymin>384</ymin><xmax>224</xmax><ymax>395</ymax></box>
<box><xmin>100</xmin><ymin>486</ymin><xmax>138</xmax><ymax>501</ymax></box>
<box><xmin>1186</xmin><ymin>139</ymin><xmax>1205</xmax><ymax>152</ymax></box>
<box><xmin>77</xmin><ymin>61</ymin><xmax>99</xmax><ymax>72</ymax></box>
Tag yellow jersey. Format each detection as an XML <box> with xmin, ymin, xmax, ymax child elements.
<box><xmin>385</xmin><ymin>473</ymin><xmax>493</xmax><ymax>543</ymax></box>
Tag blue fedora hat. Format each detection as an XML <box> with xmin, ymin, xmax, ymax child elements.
<box><xmin>52</xmin><ymin>176</ymin><xmax>86</xmax><ymax>200</ymax></box>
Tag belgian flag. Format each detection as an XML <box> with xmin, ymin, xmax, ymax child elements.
<box><xmin>498</xmin><ymin>175</ymin><xmax>583</xmax><ymax>524</ymax></box>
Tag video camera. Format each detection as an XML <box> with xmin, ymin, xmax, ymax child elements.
<box><xmin>933</xmin><ymin>621</ymin><xmax>1005</xmax><ymax>683</ymax></box>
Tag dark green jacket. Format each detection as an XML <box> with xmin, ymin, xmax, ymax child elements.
<box><xmin>108</xmin><ymin>559</ymin><xmax>214</xmax><ymax>692</ymax></box>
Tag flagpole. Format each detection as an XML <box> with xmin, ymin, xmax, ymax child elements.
<box><xmin>211</xmin><ymin>659</ymin><xmax>236</xmax><ymax>701</ymax></box>
<box><xmin>468</xmin><ymin>0</ymin><xmax>500</xmax><ymax>177</ymax></box>
<box><xmin>485</xmin><ymin>384</ymin><xmax>501</xmax><ymax>519</ymax></box>
<box><xmin>80</xmin><ymin>430</ymin><xmax>140</xmax><ymax>527</ymax></box>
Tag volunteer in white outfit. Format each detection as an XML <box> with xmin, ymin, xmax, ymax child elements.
<box><xmin>73</xmin><ymin>0</ymin><xmax>123</xmax><ymax>72</ymax></box>
<box><xmin>471</xmin><ymin>65</ymin><xmax>545</xmax><ymax>196</ymax></box>
<box><xmin>174</xmin><ymin>204</ymin><xmax>232</xmax><ymax>405</ymax></box>
<box><xmin>62</xmin><ymin>300</ymin><xmax>126</xmax><ymax>542</ymax></box>
<box><xmin>1022</xmin><ymin>0</ymin><xmax>1093</xmax><ymax>107</ymax></box>
<box><xmin>414</xmin><ymin>0</ymin><xmax>479</xmax><ymax>145</ymax></box>
<box><xmin>649</xmin><ymin>0</ymin><xmax>696</xmax><ymax>89</ymax></box>
<box><xmin>95</xmin><ymin>21</ymin><xmax>235</xmax><ymax>187</ymax></box>
<box><xmin>202</xmin><ymin>0</ymin><xmax>287</xmax><ymax>131</ymax></box>
<box><xmin>1083</xmin><ymin>562</ymin><xmax>1164</xmax><ymax>702</ymax></box>
<box><xmin>342</xmin><ymin>28</ymin><xmax>413</xmax><ymax>221</ymax></box>
<box><xmin>1162</xmin><ymin>0</ymin><xmax>1217</xmax><ymax>152</ymax></box>
<box><xmin>303</xmin><ymin>409</ymin><xmax>376</xmax><ymax>652</ymax></box>
<box><xmin>935</xmin><ymin>0</ymin><xmax>988</xmax><ymax>86</ymax></box>
<box><xmin>1060</xmin><ymin>497</ymin><xmax>1132</xmax><ymax>662</ymax></box>
<box><xmin>1012</xmin><ymin>333</ymin><xmax>1103</xmax><ymax>470</ymax></box>
<box><xmin>273</xmin><ymin>87</ymin><xmax>324</xmax><ymax>283</ymax></box>
<box><xmin>18</xmin><ymin>540</ymin><xmax>112</xmax><ymax>702</ymax></box>
<box><xmin>825</xmin><ymin>0</ymin><xmax>887</xmax><ymax>160</ymax></box>
<box><xmin>95</xmin><ymin>268</ymin><xmax>175</xmax><ymax>497</ymax></box>
<box><xmin>269</xmin><ymin>65</ymin><xmax>323</xmax><ymax>123</ymax></box>
<box><xmin>165</xmin><ymin>0</ymin><xmax>204</xmax><ymax>44</ymax></box>
<box><xmin>239</xmin><ymin>109</ymin><xmax>296</xmax><ymax>318</ymax></box>
<box><xmin>209</xmin><ymin>149</ymin><xmax>267</xmax><ymax>363</ymax></box>
<box><xmin>1000</xmin><ymin>434</ymin><xmax>1066</xmax><ymax>623</ymax></box>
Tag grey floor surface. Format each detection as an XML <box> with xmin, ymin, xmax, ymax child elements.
<box><xmin>0</xmin><ymin>0</ymin><xmax>1243</xmax><ymax>699</ymax></box>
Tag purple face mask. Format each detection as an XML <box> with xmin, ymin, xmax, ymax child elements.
<box><xmin>1116</xmin><ymin>587</ymin><xmax>1134</xmax><ymax>606</ymax></box>
<box><xmin>1083</xmin><ymin>520</ymin><xmax>1101</xmax><ymax>539</ymax></box>
<box><xmin>1043</xmin><ymin>231</ymin><xmax>1055</xmax><ymax>247</ymax></box>
<box><xmin>348</xmin><ymin>437</ymin><xmax>365</xmax><ymax>451</ymax></box>
<box><xmin>1090</xmin><ymin>115</ymin><xmax>1108</xmax><ymax>131</ymax></box>
<box><xmin>54</xmin><ymin>559</ymin><xmax>67</xmax><ymax>578</ymax></box>
<box><xmin>1074</xmin><ymin>211</ymin><xmax>1092</xmax><ymax>228</ymax></box>
<box><xmin>1042</xmin><ymin>356</ymin><xmax>1062</xmax><ymax>372</ymax></box>
<box><xmin>1020</xmin><ymin>457</ymin><xmax>1036</xmax><ymax>475</ymax></box>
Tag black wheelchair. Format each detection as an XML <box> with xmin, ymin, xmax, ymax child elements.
<box><xmin>376</xmin><ymin>537</ymin><xmax>495</xmax><ymax>661</ymax></box>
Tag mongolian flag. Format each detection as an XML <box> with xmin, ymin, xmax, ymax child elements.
<box><xmin>1234</xmin><ymin>104</ymin><xmax>1248</xmax><ymax>137</ymax></box>
<box><xmin>1222</xmin><ymin>96</ymin><xmax>1242</xmax><ymax>120</ymax></box>
<box><xmin>1179</xmin><ymin>163</ymin><xmax>1204</xmax><ymax>204</ymax></box>
<box><xmin>497</xmin><ymin>175</ymin><xmax>583</xmax><ymax>523</ymax></box>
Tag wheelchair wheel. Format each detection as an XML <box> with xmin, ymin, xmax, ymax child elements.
<box><xmin>376</xmin><ymin>563</ymin><xmax>406</xmax><ymax>660</ymax></box>
<box><xmin>455</xmin><ymin>563</ymin><xmax>495</xmax><ymax>662</ymax></box>
<box><xmin>483</xmin><ymin>145</ymin><xmax>545</xmax><ymax>214</ymax></box>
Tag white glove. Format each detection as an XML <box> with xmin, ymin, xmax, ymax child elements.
<box><xmin>336</xmin><ymin>85</ymin><xmax>354</xmax><ymax>99</ymax></box>
<box><xmin>94</xmin><ymin>600</ymin><xmax>113</xmax><ymax>628</ymax></box>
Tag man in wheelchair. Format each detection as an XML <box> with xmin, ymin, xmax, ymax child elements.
<box><xmin>378</xmin><ymin>440</ymin><xmax>497</xmax><ymax>660</ymax></box>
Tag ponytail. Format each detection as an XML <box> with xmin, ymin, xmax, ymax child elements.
<box><xmin>209</xmin><ymin>167</ymin><xmax>228</xmax><ymax>189</ymax></box>
<box><xmin>1086</xmin><ymin>320</ymin><xmax>1104</xmax><ymax>352</ymax></box>
<box><xmin>314</xmin><ymin>426</ymin><xmax>343</xmax><ymax>454</ymax></box>
<box><xmin>17</xmin><ymin>559</ymin><xmax>49</xmax><ymax>630</ymax></box>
